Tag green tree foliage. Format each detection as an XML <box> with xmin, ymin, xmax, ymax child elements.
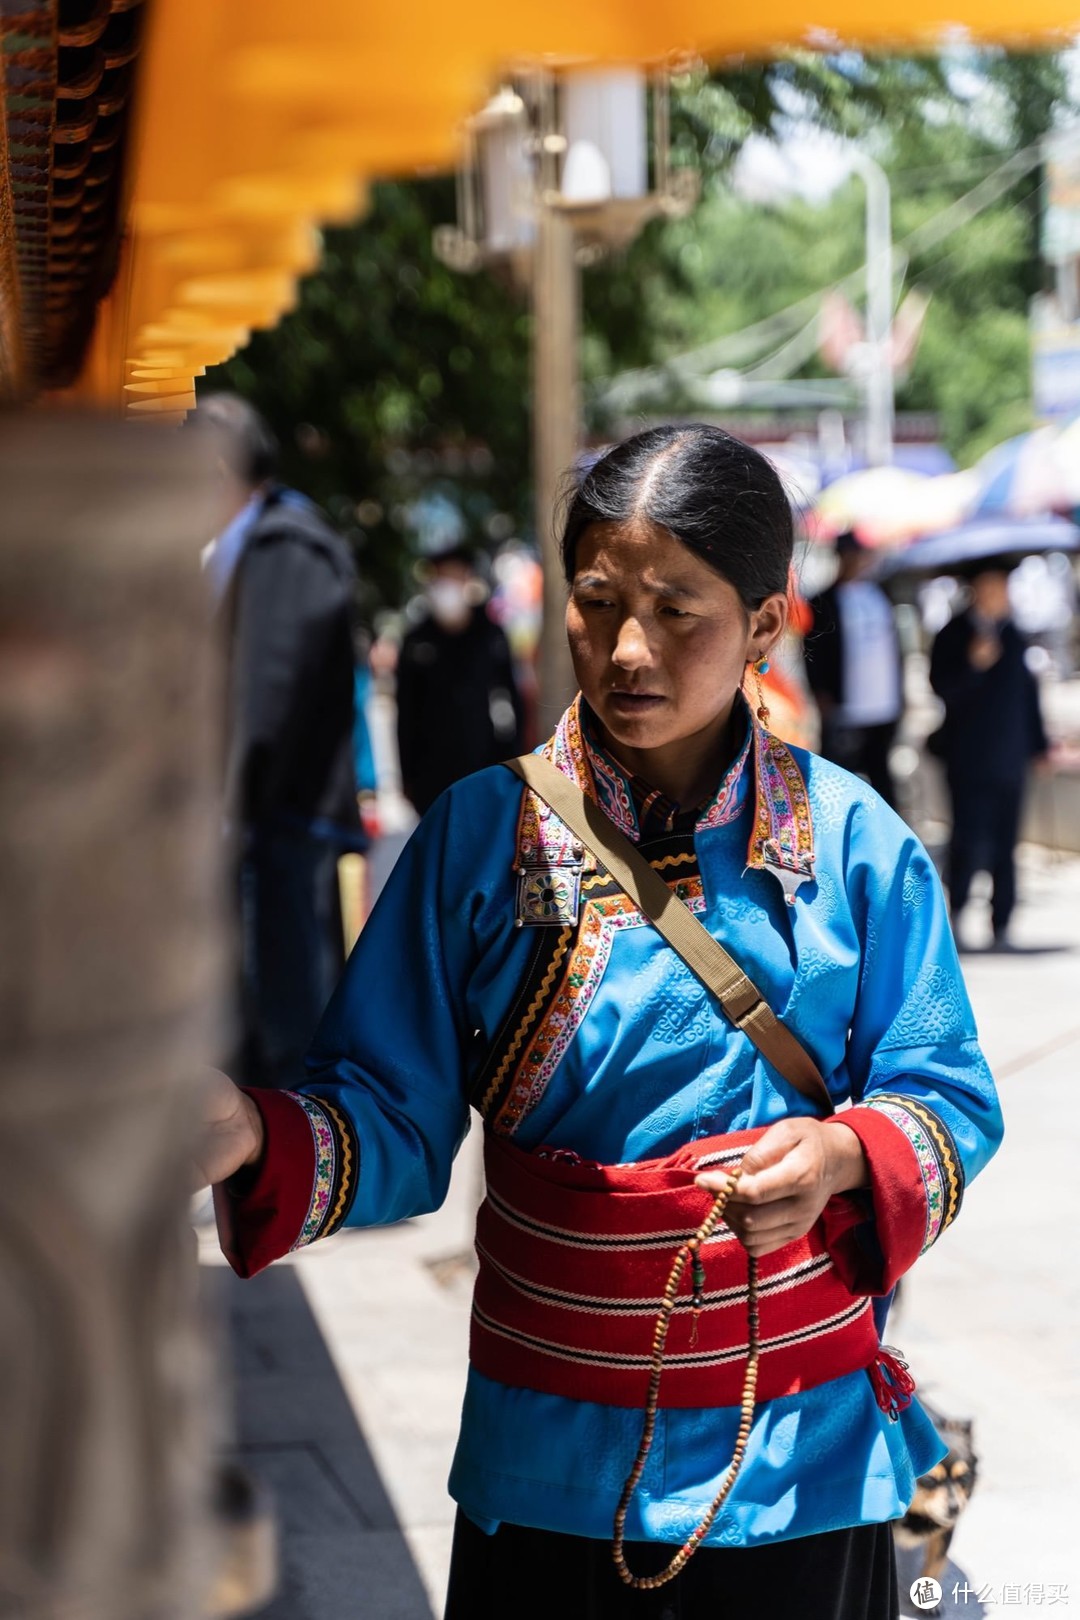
<box><xmin>206</xmin><ymin>51</ymin><xmax>1073</xmax><ymax>612</ymax></box>
<box><xmin>981</xmin><ymin>49</ymin><xmax>1070</xmax><ymax>297</ymax></box>
<box><xmin>215</xmin><ymin>178</ymin><xmax>531</xmax><ymax>613</ymax></box>
<box><xmin>586</xmin><ymin>51</ymin><xmax>1073</xmax><ymax>464</ymax></box>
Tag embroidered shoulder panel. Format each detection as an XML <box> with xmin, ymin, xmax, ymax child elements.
<box><xmin>864</xmin><ymin>1092</ymin><xmax>964</xmax><ymax>1252</ymax></box>
<box><xmin>470</xmin><ymin>924</ymin><xmax>576</xmax><ymax>1121</ymax></box>
<box><xmin>285</xmin><ymin>1092</ymin><xmax>359</xmax><ymax>1249</ymax></box>
<box><xmin>746</xmin><ymin>728</ymin><xmax>815</xmax><ymax>904</ymax></box>
<box><xmin>516</xmin><ymin>698</ymin><xmax>596</xmax><ymax>865</ymax></box>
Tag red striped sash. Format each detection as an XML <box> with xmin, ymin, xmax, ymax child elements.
<box><xmin>471</xmin><ymin>1129</ymin><xmax>879</xmax><ymax>1409</ymax></box>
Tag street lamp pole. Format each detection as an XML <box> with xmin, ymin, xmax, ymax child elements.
<box><xmin>850</xmin><ymin>151</ymin><xmax>894</xmax><ymax>467</ymax></box>
<box><xmin>533</xmin><ymin>205</ymin><xmax>580</xmax><ymax>724</ymax></box>
<box><xmin>435</xmin><ymin>70</ymin><xmax>697</xmax><ymax>714</ymax></box>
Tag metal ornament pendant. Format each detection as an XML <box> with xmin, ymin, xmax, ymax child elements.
<box><xmin>764</xmin><ymin>860</ymin><xmax>812</xmax><ymax>907</ymax></box>
<box><xmin>515</xmin><ymin>861</ymin><xmax>583</xmax><ymax>927</ymax></box>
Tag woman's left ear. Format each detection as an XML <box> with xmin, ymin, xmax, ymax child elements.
<box><xmin>749</xmin><ymin>592</ymin><xmax>788</xmax><ymax>657</ymax></box>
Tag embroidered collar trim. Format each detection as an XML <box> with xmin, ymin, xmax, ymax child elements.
<box><xmin>578</xmin><ymin>699</ymin><xmax>753</xmax><ymax>840</ymax></box>
<box><xmin>514</xmin><ymin>693</ymin><xmax>816</xmax><ymax>904</ymax></box>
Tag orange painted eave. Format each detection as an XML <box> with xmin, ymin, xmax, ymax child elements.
<box><xmin>71</xmin><ymin>0</ymin><xmax>1080</xmax><ymax>413</ymax></box>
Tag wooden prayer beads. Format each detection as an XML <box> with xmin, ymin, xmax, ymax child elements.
<box><xmin>611</xmin><ymin>1164</ymin><xmax>761</xmax><ymax>1590</ymax></box>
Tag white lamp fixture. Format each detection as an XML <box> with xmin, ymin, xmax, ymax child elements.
<box><xmin>560</xmin><ymin>141</ymin><xmax>612</xmax><ymax>205</ymax></box>
<box><xmin>435</xmin><ymin>67</ymin><xmax>697</xmax><ymax>279</ymax></box>
<box><xmin>560</xmin><ymin>71</ymin><xmax>647</xmax><ymax>202</ymax></box>
<box><xmin>474</xmin><ymin>88</ymin><xmax>534</xmax><ymax>256</ymax></box>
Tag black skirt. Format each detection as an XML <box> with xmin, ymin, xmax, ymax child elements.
<box><xmin>444</xmin><ymin>1510</ymin><xmax>900</xmax><ymax>1620</ymax></box>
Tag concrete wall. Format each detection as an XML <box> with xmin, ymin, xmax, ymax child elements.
<box><xmin>909</xmin><ymin>757</ymin><xmax>1080</xmax><ymax>855</ymax></box>
<box><xmin>1024</xmin><ymin>768</ymin><xmax>1080</xmax><ymax>853</ymax></box>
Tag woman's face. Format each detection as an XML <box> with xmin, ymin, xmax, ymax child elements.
<box><xmin>565</xmin><ymin>517</ymin><xmax>787</xmax><ymax>758</ymax></box>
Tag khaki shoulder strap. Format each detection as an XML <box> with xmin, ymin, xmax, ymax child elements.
<box><xmin>506</xmin><ymin>754</ymin><xmax>833</xmax><ymax>1117</ymax></box>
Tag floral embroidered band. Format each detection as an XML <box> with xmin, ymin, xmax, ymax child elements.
<box><xmin>474</xmin><ymin>834</ymin><xmax>706</xmax><ymax>1136</ymax></box>
<box><xmin>286</xmin><ymin>1091</ymin><xmax>358</xmax><ymax>1249</ymax></box>
<box><xmin>749</xmin><ymin>730</ymin><xmax>816</xmax><ymax>904</ymax></box>
<box><xmin>864</xmin><ymin>1093</ymin><xmax>964</xmax><ymax>1252</ymax></box>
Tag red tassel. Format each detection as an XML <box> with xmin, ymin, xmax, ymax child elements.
<box><xmin>869</xmin><ymin>1347</ymin><xmax>916</xmax><ymax>1421</ymax></box>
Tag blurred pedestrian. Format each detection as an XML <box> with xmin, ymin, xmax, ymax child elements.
<box><xmin>803</xmin><ymin>530</ymin><xmax>903</xmax><ymax>807</ymax></box>
<box><xmin>197</xmin><ymin>393</ymin><xmax>361</xmax><ymax>1087</ymax></box>
<box><xmin>929</xmin><ymin>564</ymin><xmax>1049</xmax><ymax>949</ymax></box>
<box><xmin>352</xmin><ymin>624</ymin><xmax>380</xmax><ymax>838</ymax></box>
<box><xmin>396</xmin><ymin>545</ymin><xmax>524</xmax><ymax>815</ymax></box>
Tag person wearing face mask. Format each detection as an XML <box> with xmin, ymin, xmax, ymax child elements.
<box><xmin>395</xmin><ymin>545</ymin><xmax>525</xmax><ymax>815</ymax></box>
<box><xmin>929</xmin><ymin>564</ymin><xmax>1049</xmax><ymax>949</ymax></box>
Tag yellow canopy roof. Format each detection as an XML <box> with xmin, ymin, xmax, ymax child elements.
<box><xmin>75</xmin><ymin>0</ymin><xmax>1080</xmax><ymax>417</ymax></box>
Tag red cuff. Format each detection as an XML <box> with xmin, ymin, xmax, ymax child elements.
<box><xmin>822</xmin><ymin>1110</ymin><xmax>927</xmax><ymax>1295</ymax></box>
<box><xmin>214</xmin><ymin>1089</ymin><xmax>317</xmax><ymax>1279</ymax></box>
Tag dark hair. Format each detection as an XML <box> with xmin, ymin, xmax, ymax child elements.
<box><xmin>194</xmin><ymin>392</ymin><xmax>279</xmax><ymax>486</ymax></box>
<box><xmin>425</xmin><ymin>543</ymin><xmax>476</xmax><ymax>572</ymax></box>
<box><xmin>560</xmin><ymin>425</ymin><xmax>792</xmax><ymax>609</ymax></box>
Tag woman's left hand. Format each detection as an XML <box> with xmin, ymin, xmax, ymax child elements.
<box><xmin>695</xmin><ymin>1118</ymin><xmax>869</xmax><ymax>1258</ymax></box>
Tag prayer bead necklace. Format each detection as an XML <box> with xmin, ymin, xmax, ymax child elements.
<box><xmin>611</xmin><ymin>1164</ymin><xmax>760</xmax><ymax>1590</ymax></box>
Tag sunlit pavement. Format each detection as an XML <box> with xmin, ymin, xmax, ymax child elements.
<box><xmin>200</xmin><ymin>836</ymin><xmax>1080</xmax><ymax>1620</ymax></box>
<box><xmin>895</xmin><ymin>844</ymin><xmax>1080</xmax><ymax>1618</ymax></box>
<box><xmin>199</xmin><ymin>1111</ymin><xmax>480</xmax><ymax>1619</ymax></box>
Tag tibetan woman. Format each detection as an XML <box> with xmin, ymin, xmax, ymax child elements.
<box><xmin>201</xmin><ymin>424</ymin><xmax>1002</xmax><ymax>1619</ymax></box>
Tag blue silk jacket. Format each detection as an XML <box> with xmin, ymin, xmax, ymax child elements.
<box><xmin>218</xmin><ymin>696</ymin><xmax>1003</xmax><ymax>1549</ymax></box>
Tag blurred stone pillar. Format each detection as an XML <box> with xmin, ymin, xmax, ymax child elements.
<box><xmin>0</xmin><ymin>415</ymin><xmax>223</xmax><ymax>1620</ymax></box>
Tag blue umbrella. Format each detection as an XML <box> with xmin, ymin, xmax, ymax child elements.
<box><xmin>883</xmin><ymin>515</ymin><xmax>1080</xmax><ymax>576</ymax></box>
<box><xmin>969</xmin><ymin>428</ymin><xmax>1062</xmax><ymax>518</ymax></box>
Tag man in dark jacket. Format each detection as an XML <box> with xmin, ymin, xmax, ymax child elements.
<box><xmin>930</xmin><ymin>565</ymin><xmax>1049</xmax><ymax>948</ymax></box>
<box><xmin>198</xmin><ymin>394</ymin><xmax>361</xmax><ymax>1086</ymax></box>
<box><xmin>396</xmin><ymin>547</ymin><xmax>524</xmax><ymax>816</ymax></box>
<box><xmin>803</xmin><ymin>530</ymin><xmax>904</xmax><ymax>807</ymax></box>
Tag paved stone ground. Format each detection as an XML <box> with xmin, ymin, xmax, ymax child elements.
<box><xmin>893</xmin><ymin>844</ymin><xmax>1080</xmax><ymax>1618</ymax></box>
<box><xmin>199</xmin><ymin>1113</ymin><xmax>479</xmax><ymax>1619</ymax></box>
<box><xmin>201</xmin><ymin>810</ymin><xmax>1080</xmax><ymax>1619</ymax></box>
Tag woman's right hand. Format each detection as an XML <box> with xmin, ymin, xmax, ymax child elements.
<box><xmin>195</xmin><ymin>1070</ymin><xmax>265</xmax><ymax>1190</ymax></box>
